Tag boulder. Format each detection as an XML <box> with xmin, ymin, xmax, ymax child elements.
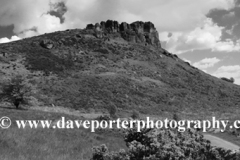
<box><xmin>40</xmin><ymin>39</ymin><xmax>54</xmax><ymax>49</ymax></box>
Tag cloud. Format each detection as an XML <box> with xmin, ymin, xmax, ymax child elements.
<box><xmin>48</xmin><ymin>1</ymin><xmax>67</xmax><ymax>23</ymax></box>
<box><xmin>0</xmin><ymin>0</ymin><xmax>234</xmax><ymax>34</ymax></box>
<box><xmin>207</xmin><ymin>0</ymin><xmax>240</xmax><ymax>42</ymax></box>
<box><xmin>0</xmin><ymin>0</ymin><xmax>66</xmax><ymax>38</ymax></box>
<box><xmin>0</xmin><ymin>36</ymin><xmax>21</xmax><ymax>43</ymax></box>
<box><xmin>213</xmin><ymin>65</ymin><xmax>240</xmax><ymax>84</ymax></box>
<box><xmin>193</xmin><ymin>57</ymin><xmax>221</xmax><ymax>69</ymax></box>
<box><xmin>0</xmin><ymin>0</ymin><xmax>237</xmax><ymax>54</ymax></box>
<box><xmin>162</xmin><ymin>18</ymin><xmax>240</xmax><ymax>53</ymax></box>
<box><xmin>61</xmin><ymin>0</ymin><xmax>234</xmax><ymax>32</ymax></box>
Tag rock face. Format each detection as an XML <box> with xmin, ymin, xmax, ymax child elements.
<box><xmin>86</xmin><ymin>20</ymin><xmax>161</xmax><ymax>48</ymax></box>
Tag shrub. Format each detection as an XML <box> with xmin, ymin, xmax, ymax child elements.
<box><xmin>91</xmin><ymin>144</ymin><xmax>129</xmax><ymax>160</ymax></box>
<box><xmin>91</xmin><ymin>127</ymin><xmax>240</xmax><ymax>160</ymax></box>
<box><xmin>0</xmin><ymin>75</ymin><xmax>33</xmax><ymax>108</ymax></box>
<box><xmin>96</xmin><ymin>115</ymin><xmax>111</xmax><ymax>121</ymax></box>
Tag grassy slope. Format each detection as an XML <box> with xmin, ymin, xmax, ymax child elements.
<box><xmin>0</xmin><ymin>107</ymin><xmax>126</xmax><ymax>160</ymax></box>
<box><xmin>1</xmin><ymin>29</ymin><xmax>240</xmax><ymax>119</ymax></box>
<box><xmin>207</xmin><ymin>132</ymin><xmax>240</xmax><ymax>147</ymax></box>
<box><xmin>1</xmin><ymin>28</ymin><xmax>240</xmax><ymax>159</ymax></box>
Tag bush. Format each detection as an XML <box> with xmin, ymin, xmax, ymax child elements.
<box><xmin>0</xmin><ymin>75</ymin><xmax>33</xmax><ymax>108</ymax></box>
<box><xmin>96</xmin><ymin>115</ymin><xmax>111</xmax><ymax>121</ymax></box>
<box><xmin>91</xmin><ymin>128</ymin><xmax>240</xmax><ymax>160</ymax></box>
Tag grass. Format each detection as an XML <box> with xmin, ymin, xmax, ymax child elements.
<box><xmin>0</xmin><ymin>107</ymin><xmax>126</xmax><ymax>160</ymax></box>
<box><xmin>207</xmin><ymin>132</ymin><xmax>240</xmax><ymax>147</ymax></box>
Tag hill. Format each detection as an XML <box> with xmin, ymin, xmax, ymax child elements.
<box><xmin>1</xmin><ymin>20</ymin><xmax>240</xmax><ymax>119</ymax></box>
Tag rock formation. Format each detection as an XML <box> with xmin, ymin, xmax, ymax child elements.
<box><xmin>86</xmin><ymin>20</ymin><xmax>161</xmax><ymax>48</ymax></box>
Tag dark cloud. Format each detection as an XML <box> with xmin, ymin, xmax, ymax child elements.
<box><xmin>0</xmin><ymin>25</ymin><xmax>14</xmax><ymax>38</ymax></box>
<box><xmin>221</xmin><ymin>28</ymin><xmax>234</xmax><ymax>40</ymax></box>
<box><xmin>207</xmin><ymin>1</ymin><xmax>240</xmax><ymax>42</ymax></box>
<box><xmin>232</xmin><ymin>23</ymin><xmax>240</xmax><ymax>39</ymax></box>
<box><xmin>48</xmin><ymin>1</ymin><xmax>67</xmax><ymax>24</ymax></box>
<box><xmin>234</xmin><ymin>0</ymin><xmax>240</xmax><ymax>5</ymax></box>
<box><xmin>168</xmin><ymin>32</ymin><xmax>172</xmax><ymax>37</ymax></box>
<box><xmin>207</xmin><ymin>9</ymin><xmax>236</xmax><ymax>30</ymax></box>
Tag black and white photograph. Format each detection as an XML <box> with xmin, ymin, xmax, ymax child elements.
<box><xmin>0</xmin><ymin>0</ymin><xmax>240</xmax><ymax>159</ymax></box>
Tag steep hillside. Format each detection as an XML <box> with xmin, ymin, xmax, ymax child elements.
<box><xmin>1</xmin><ymin>20</ymin><xmax>240</xmax><ymax>119</ymax></box>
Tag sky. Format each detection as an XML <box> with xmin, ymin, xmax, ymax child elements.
<box><xmin>0</xmin><ymin>0</ymin><xmax>240</xmax><ymax>84</ymax></box>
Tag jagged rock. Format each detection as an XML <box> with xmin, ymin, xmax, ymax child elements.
<box><xmin>85</xmin><ymin>20</ymin><xmax>161</xmax><ymax>48</ymax></box>
<box><xmin>119</xmin><ymin>22</ymin><xmax>130</xmax><ymax>31</ymax></box>
<box><xmin>40</xmin><ymin>39</ymin><xmax>54</xmax><ymax>49</ymax></box>
<box><xmin>105</xmin><ymin>20</ymin><xmax>119</xmax><ymax>32</ymax></box>
<box><xmin>94</xmin><ymin>23</ymin><xmax>103</xmax><ymax>38</ymax></box>
<box><xmin>100</xmin><ymin>21</ymin><xmax>106</xmax><ymax>30</ymax></box>
<box><xmin>86</xmin><ymin>24</ymin><xmax>95</xmax><ymax>30</ymax></box>
<box><xmin>131</xmin><ymin>21</ymin><xmax>144</xmax><ymax>33</ymax></box>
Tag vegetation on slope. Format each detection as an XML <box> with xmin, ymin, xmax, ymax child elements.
<box><xmin>1</xmin><ymin>27</ymin><xmax>240</xmax><ymax>118</ymax></box>
<box><xmin>91</xmin><ymin>127</ymin><xmax>240</xmax><ymax>160</ymax></box>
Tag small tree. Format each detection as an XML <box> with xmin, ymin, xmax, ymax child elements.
<box><xmin>0</xmin><ymin>75</ymin><xmax>32</xmax><ymax>109</ymax></box>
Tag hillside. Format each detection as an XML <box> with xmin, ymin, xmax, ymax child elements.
<box><xmin>1</xmin><ymin>20</ymin><xmax>240</xmax><ymax>119</ymax></box>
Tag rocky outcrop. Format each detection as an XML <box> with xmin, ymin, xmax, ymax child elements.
<box><xmin>86</xmin><ymin>20</ymin><xmax>161</xmax><ymax>48</ymax></box>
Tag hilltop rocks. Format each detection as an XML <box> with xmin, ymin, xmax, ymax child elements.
<box><xmin>86</xmin><ymin>20</ymin><xmax>161</xmax><ymax>48</ymax></box>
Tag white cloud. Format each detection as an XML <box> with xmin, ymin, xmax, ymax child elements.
<box><xmin>0</xmin><ymin>36</ymin><xmax>21</xmax><ymax>43</ymax></box>
<box><xmin>0</xmin><ymin>0</ymin><xmax>235</xmax><ymax>37</ymax></box>
<box><xmin>0</xmin><ymin>0</ymin><xmax>67</xmax><ymax>38</ymax></box>
<box><xmin>213</xmin><ymin>65</ymin><xmax>240</xmax><ymax>85</ymax></box>
<box><xmin>0</xmin><ymin>0</ymin><xmax>237</xmax><ymax>55</ymax></box>
<box><xmin>193</xmin><ymin>57</ymin><xmax>221</xmax><ymax>69</ymax></box>
<box><xmin>163</xmin><ymin>19</ymin><xmax>240</xmax><ymax>54</ymax></box>
<box><xmin>83</xmin><ymin>0</ymin><xmax>234</xmax><ymax>31</ymax></box>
